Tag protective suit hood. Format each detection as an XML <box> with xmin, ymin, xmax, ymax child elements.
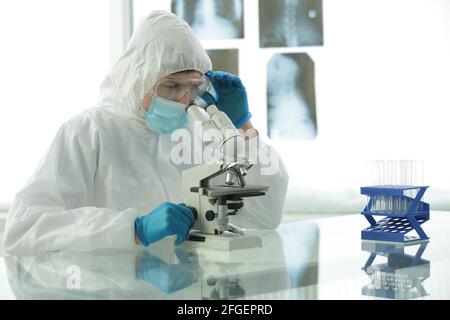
<box><xmin>98</xmin><ymin>10</ymin><xmax>212</xmax><ymax>123</ymax></box>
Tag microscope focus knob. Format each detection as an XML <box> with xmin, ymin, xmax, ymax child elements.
<box><xmin>188</xmin><ymin>207</ymin><xmax>198</xmax><ymax>220</ymax></box>
<box><xmin>205</xmin><ymin>210</ymin><xmax>216</xmax><ymax>221</ymax></box>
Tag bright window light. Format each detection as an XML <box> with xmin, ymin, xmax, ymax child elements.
<box><xmin>0</xmin><ymin>0</ymin><xmax>110</xmax><ymax>209</ymax></box>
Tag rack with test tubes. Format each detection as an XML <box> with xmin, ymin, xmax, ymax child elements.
<box><xmin>361</xmin><ymin>160</ymin><xmax>430</xmax><ymax>243</ymax></box>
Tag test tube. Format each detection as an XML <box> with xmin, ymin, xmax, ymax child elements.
<box><xmin>394</xmin><ymin>196</ymin><xmax>398</xmax><ymax>213</ymax></box>
<box><xmin>376</xmin><ymin>160</ymin><xmax>380</xmax><ymax>186</ymax></box>
<box><xmin>402</xmin><ymin>160</ymin><xmax>407</xmax><ymax>200</ymax></box>
<box><xmin>380</xmin><ymin>160</ymin><xmax>384</xmax><ymax>185</ymax></box>
<box><xmin>406</xmin><ymin>160</ymin><xmax>410</xmax><ymax>189</ymax></box>
<box><xmin>382</xmin><ymin>271</ymin><xmax>388</xmax><ymax>289</ymax></box>
<box><xmin>411</xmin><ymin>160</ymin><xmax>414</xmax><ymax>187</ymax></box>
<box><xmin>420</xmin><ymin>160</ymin><xmax>424</xmax><ymax>186</ymax></box>
<box><xmin>400</xmin><ymin>194</ymin><xmax>404</xmax><ymax>213</ymax></box>
<box><xmin>388</xmin><ymin>160</ymin><xmax>392</xmax><ymax>186</ymax></box>
<box><xmin>370</xmin><ymin>160</ymin><xmax>376</xmax><ymax>186</ymax></box>
<box><xmin>387</xmin><ymin>160</ymin><xmax>391</xmax><ymax>186</ymax></box>
<box><xmin>400</xmin><ymin>160</ymin><xmax>406</xmax><ymax>187</ymax></box>
<box><xmin>374</xmin><ymin>269</ymin><xmax>381</xmax><ymax>289</ymax></box>
<box><xmin>393</xmin><ymin>160</ymin><xmax>398</xmax><ymax>186</ymax></box>
<box><xmin>385</xmin><ymin>160</ymin><xmax>389</xmax><ymax>186</ymax></box>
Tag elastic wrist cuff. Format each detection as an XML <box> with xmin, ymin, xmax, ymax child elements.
<box><xmin>134</xmin><ymin>218</ymin><xmax>149</xmax><ymax>247</ymax></box>
<box><xmin>235</xmin><ymin>112</ymin><xmax>252</xmax><ymax>129</ymax></box>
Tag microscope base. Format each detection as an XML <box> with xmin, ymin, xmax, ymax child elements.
<box><xmin>185</xmin><ymin>231</ymin><xmax>262</xmax><ymax>251</ymax></box>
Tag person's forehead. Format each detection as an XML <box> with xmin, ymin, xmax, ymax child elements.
<box><xmin>166</xmin><ymin>70</ymin><xmax>202</xmax><ymax>79</ymax></box>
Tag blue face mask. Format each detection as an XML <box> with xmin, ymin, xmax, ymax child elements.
<box><xmin>143</xmin><ymin>96</ymin><xmax>189</xmax><ymax>134</ymax></box>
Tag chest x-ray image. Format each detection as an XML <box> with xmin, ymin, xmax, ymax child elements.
<box><xmin>207</xmin><ymin>49</ymin><xmax>239</xmax><ymax>75</ymax></box>
<box><xmin>267</xmin><ymin>53</ymin><xmax>317</xmax><ymax>140</ymax></box>
<box><xmin>172</xmin><ymin>0</ymin><xmax>244</xmax><ymax>40</ymax></box>
<box><xmin>259</xmin><ymin>0</ymin><xmax>323</xmax><ymax>48</ymax></box>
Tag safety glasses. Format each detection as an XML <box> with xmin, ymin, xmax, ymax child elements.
<box><xmin>153</xmin><ymin>75</ymin><xmax>211</xmax><ymax>104</ymax></box>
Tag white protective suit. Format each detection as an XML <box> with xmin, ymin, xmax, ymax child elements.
<box><xmin>2</xmin><ymin>11</ymin><xmax>289</xmax><ymax>256</ymax></box>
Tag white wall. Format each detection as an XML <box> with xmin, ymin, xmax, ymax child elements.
<box><xmin>0</xmin><ymin>0</ymin><xmax>110</xmax><ymax>210</ymax></box>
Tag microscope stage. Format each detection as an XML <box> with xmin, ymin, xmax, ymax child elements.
<box><xmin>204</xmin><ymin>185</ymin><xmax>269</xmax><ymax>197</ymax></box>
<box><xmin>185</xmin><ymin>231</ymin><xmax>262</xmax><ymax>251</ymax></box>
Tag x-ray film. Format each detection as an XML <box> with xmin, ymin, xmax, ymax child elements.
<box><xmin>259</xmin><ymin>0</ymin><xmax>323</xmax><ymax>48</ymax></box>
<box><xmin>206</xmin><ymin>49</ymin><xmax>239</xmax><ymax>75</ymax></box>
<box><xmin>267</xmin><ymin>53</ymin><xmax>317</xmax><ymax>140</ymax></box>
<box><xmin>172</xmin><ymin>0</ymin><xmax>244</xmax><ymax>40</ymax></box>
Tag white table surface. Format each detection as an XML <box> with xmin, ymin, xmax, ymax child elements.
<box><xmin>0</xmin><ymin>211</ymin><xmax>448</xmax><ymax>300</ymax></box>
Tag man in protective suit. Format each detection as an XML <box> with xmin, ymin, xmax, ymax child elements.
<box><xmin>3</xmin><ymin>11</ymin><xmax>289</xmax><ymax>255</ymax></box>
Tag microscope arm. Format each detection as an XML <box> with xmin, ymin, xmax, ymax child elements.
<box><xmin>186</xmin><ymin>104</ymin><xmax>248</xmax><ymax>167</ymax></box>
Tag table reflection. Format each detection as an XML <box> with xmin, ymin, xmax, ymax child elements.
<box><xmin>361</xmin><ymin>241</ymin><xmax>430</xmax><ymax>299</ymax></box>
<box><xmin>3</xmin><ymin>229</ymin><xmax>322</xmax><ymax>300</ymax></box>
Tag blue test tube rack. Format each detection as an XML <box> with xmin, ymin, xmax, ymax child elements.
<box><xmin>360</xmin><ymin>186</ymin><xmax>430</xmax><ymax>243</ymax></box>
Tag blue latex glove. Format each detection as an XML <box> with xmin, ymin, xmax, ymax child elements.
<box><xmin>135</xmin><ymin>202</ymin><xmax>195</xmax><ymax>247</ymax></box>
<box><xmin>136</xmin><ymin>249</ymin><xmax>199</xmax><ymax>293</ymax></box>
<box><xmin>205</xmin><ymin>70</ymin><xmax>252</xmax><ymax>128</ymax></box>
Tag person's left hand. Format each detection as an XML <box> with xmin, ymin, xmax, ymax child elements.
<box><xmin>135</xmin><ymin>249</ymin><xmax>199</xmax><ymax>294</ymax></box>
<box><xmin>205</xmin><ymin>70</ymin><xmax>252</xmax><ymax>128</ymax></box>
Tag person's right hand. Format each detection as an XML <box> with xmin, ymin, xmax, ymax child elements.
<box><xmin>134</xmin><ymin>202</ymin><xmax>195</xmax><ymax>247</ymax></box>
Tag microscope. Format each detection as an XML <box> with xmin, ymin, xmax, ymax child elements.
<box><xmin>182</xmin><ymin>103</ymin><xmax>269</xmax><ymax>251</ymax></box>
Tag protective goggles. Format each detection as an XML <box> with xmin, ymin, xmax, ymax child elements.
<box><xmin>152</xmin><ymin>75</ymin><xmax>211</xmax><ymax>104</ymax></box>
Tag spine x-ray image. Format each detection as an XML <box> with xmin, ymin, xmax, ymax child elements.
<box><xmin>259</xmin><ymin>0</ymin><xmax>323</xmax><ymax>48</ymax></box>
<box><xmin>206</xmin><ymin>49</ymin><xmax>239</xmax><ymax>75</ymax></box>
<box><xmin>172</xmin><ymin>0</ymin><xmax>244</xmax><ymax>40</ymax></box>
<box><xmin>267</xmin><ymin>53</ymin><xmax>317</xmax><ymax>140</ymax></box>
